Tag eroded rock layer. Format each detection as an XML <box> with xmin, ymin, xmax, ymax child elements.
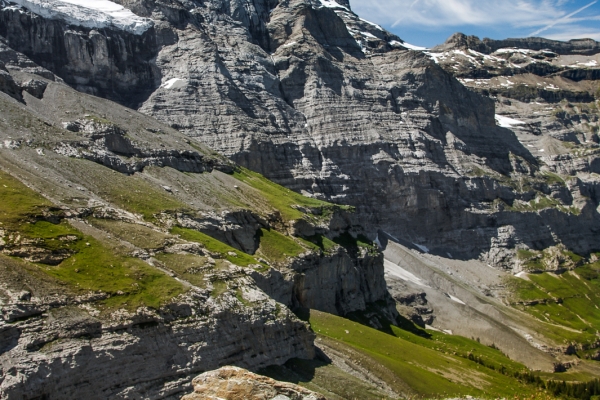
<box><xmin>0</xmin><ymin>44</ymin><xmax>392</xmax><ymax>399</ymax></box>
<box><xmin>2</xmin><ymin>0</ymin><xmax>598</xmax><ymax>265</ymax></box>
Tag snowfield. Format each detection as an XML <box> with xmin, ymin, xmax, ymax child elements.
<box><xmin>318</xmin><ymin>0</ymin><xmax>349</xmax><ymax>11</ymax></box>
<box><xmin>495</xmin><ymin>114</ymin><xmax>526</xmax><ymax>128</ymax></box>
<box><xmin>6</xmin><ymin>0</ymin><xmax>153</xmax><ymax>34</ymax></box>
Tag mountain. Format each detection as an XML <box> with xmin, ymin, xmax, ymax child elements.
<box><xmin>1</xmin><ymin>0</ymin><xmax>600</xmax><ymax>398</ymax></box>
<box><xmin>4</xmin><ymin>0</ymin><xmax>599</xmax><ymax>265</ymax></box>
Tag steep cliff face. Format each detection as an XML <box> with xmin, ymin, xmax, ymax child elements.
<box><xmin>1</xmin><ymin>288</ymin><xmax>314</xmax><ymax>400</ymax></box>
<box><xmin>427</xmin><ymin>33</ymin><xmax>600</xmax><ymax>258</ymax></box>
<box><xmin>0</xmin><ymin>45</ymin><xmax>394</xmax><ymax>399</ymax></box>
<box><xmin>0</xmin><ymin>0</ymin><xmax>161</xmax><ymax>107</ymax></box>
<box><xmin>2</xmin><ymin>0</ymin><xmax>596</xmax><ymax>265</ymax></box>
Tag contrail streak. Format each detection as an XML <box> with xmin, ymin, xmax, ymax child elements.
<box><xmin>529</xmin><ymin>0</ymin><xmax>597</xmax><ymax>36</ymax></box>
<box><xmin>392</xmin><ymin>0</ymin><xmax>422</xmax><ymax>28</ymax></box>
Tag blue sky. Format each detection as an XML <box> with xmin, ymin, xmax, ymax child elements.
<box><xmin>351</xmin><ymin>0</ymin><xmax>600</xmax><ymax>48</ymax></box>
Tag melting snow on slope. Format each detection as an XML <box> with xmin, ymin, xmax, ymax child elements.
<box><xmin>361</xmin><ymin>31</ymin><xmax>377</xmax><ymax>39</ymax></box>
<box><xmin>8</xmin><ymin>0</ymin><xmax>153</xmax><ymax>34</ymax></box>
<box><xmin>161</xmin><ymin>78</ymin><xmax>186</xmax><ymax>90</ymax></box>
<box><xmin>389</xmin><ymin>40</ymin><xmax>428</xmax><ymax>51</ymax></box>
<box><xmin>359</xmin><ymin>17</ymin><xmax>383</xmax><ymax>30</ymax></box>
<box><xmin>495</xmin><ymin>48</ymin><xmax>534</xmax><ymax>55</ymax></box>
<box><xmin>446</xmin><ymin>293</ymin><xmax>466</xmax><ymax>305</ymax></box>
<box><xmin>425</xmin><ymin>52</ymin><xmax>443</xmax><ymax>63</ymax></box>
<box><xmin>384</xmin><ymin>259</ymin><xmax>430</xmax><ymax>287</ymax></box>
<box><xmin>495</xmin><ymin>114</ymin><xmax>525</xmax><ymax>128</ymax></box>
<box><xmin>318</xmin><ymin>0</ymin><xmax>349</xmax><ymax>11</ymax></box>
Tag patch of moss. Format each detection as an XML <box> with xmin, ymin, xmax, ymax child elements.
<box><xmin>508</xmin><ymin>258</ymin><xmax>600</xmax><ymax>346</ymax></box>
<box><xmin>231</xmin><ymin>167</ymin><xmax>338</xmax><ymax>221</ymax></box>
<box><xmin>332</xmin><ymin>232</ymin><xmax>377</xmax><ymax>254</ymax></box>
<box><xmin>0</xmin><ymin>170</ymin><xmax>53</xmax><ymax>229</ymax></box>
<box><xmin>300</xmin><ymin>234</ymin><xmax>337</xmax><ymax>253</ymax></box>
<box><xmin>0</xmin><ymin>170</ymin><xmax>185</xmax><ymax>311</ymax></box>
<box><xmin>87</xmin><ymin>218</ymin><xmax>170</xmax><ymax>249</ymax></box>
<box><xmin>50</xmin><ymin>236</ymin><xmax>185</xmax><ymax>310</ymax></box>
<box><xmin>542</xmin><ymin>172</ymin><xmax>566</xmax><ymax>187</ymax></box>
<box><xmin>235</xmin><ymin>288</ymin><xmax>252</xmax><ymax>307</ymax></box>
<box><xmin>171</xmin><ymin>227</ymin><xmax>262</xmax><ymax>267</ymax></box>
<box><xmin>210</xmin><ymin>279</ymin><xmax>228</xmax><ymax>298</ymax></box>
<box><xmin>517</xmin><ymin>249</ymin><xmax>538</xmax><ymax>260</ymax></box>
<box><xmin>63</xmin><ymin>159</ymin><xmax>188</xmax><ymax>220</ymax></box>
<box><xmin>504</xmin><ymin>276</ymin><xmax>552</xmax><ymax>302</ymax></box>
<box><xmin>257</xmin><ymin>228</ymin><xmax>305</xmax><ymax>262</ymax></box>
<box><xmin>154</xmin><ymin>253</ymin><xmax>210</xmax><ymax>288</ymax></box>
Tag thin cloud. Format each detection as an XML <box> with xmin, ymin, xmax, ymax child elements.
<box><xmin>351</xmin><ymin>0</ymin><xmax>563</xmax><ymax>29</ymax></box>
<box><xmin>349</xmin><ymin>0</ymin><xmax>600</xmax><ymax>46</ymax></box>
<box><xmin>529</xmin><ymin>0</ymin><xmax>597</xmax><ymax>36</ymax></box>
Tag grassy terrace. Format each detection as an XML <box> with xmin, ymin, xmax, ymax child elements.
<box><xmin>286</xmin><ymin>310</ymin><xmax>539</xmax><ymax>398</ymax></box>
<box><xmin>516</xmin><ymin>247</ymin><xmax>583</xmax><ymax>272</ymax></box>
<box><xmin>173</xmin><ymin>226</ymin><xmax>316</xmax><ymax>267</ymax></box>
<box><xmin>257</xmin><ymin>228</ymin><xmax>305</xmax><ymax>262</ymax></box>
<box><xmin>232</xmin><ymin>167</ymin><xmax>350</xmax><ymax>221</ymax></box>
<box><xmin>52</xmin><ymin>158</ymin><xmax>189</xmax><ymax>221</ymax></box>
<box><xmin>171</xmin><ymin>226</ymin><xmax>262</xmax><ymax>267</ymax></box>
<box><xmin>0</xmin><ymin>170</ymin><xmax>185</xmax><ymax>311</ymax></box>
<box><xmin>508</xmin><ymin>255</ymin><xmax>600</xmax><ymax>346</ymax></box>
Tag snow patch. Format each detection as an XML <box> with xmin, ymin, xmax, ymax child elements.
<box><xmin>390</xmin><ymin>40</ymin><xmax>428</xmax><ymax>51</ymax></box>
<box><xmin>317</xmin><ymin>0</ymin><xmax>349</xmax><ymax>11</ymax></box>
<box><xmin>425</xmin><ymin>324</ymin><xmax>444</xmax><ymax>332</ymax></box>
<box><xmin>446</xmin><ymin>293</ymin><xmax>466</xmax><ymax>305</ymax></box>
<box><xmin>359</xmin><ymin>17</ymin><xmax>383</xmax><ymax>30</ymax></box>
<box><xmin>384</xmin><ymin>259</ymin><xmax>430</xmax><ymax>288</ymax></box>
<box><xmin>495</xmin><ymin>48</ymin><xmax>534</xmax><ymax>55</ymax></box>
<box><xmin>161</xmin><ymin>78</ymin><xmax>186</xmax><ymax>90</ymax></box>
<box><xmin>381</xmin><ymin>230</ymin><xmax>400</xmax><ymax>242</ymax></box>
<box><xmin>515</xmin><ymin>271</ymin><xmax>528</xmax><ymax>278</ymax></box>
<box><xmin>283</xmin><ymin>41</ymin><xmax>297</xmax><ymax>48</ymax></box>
<box><xmin>570</xmin><ymin>60</ymin><xmax>598</xmax><ymax>67</ymax></box>
<box><xmin>8</xmin><ymin>0</ymin><xmax>153</xmax><ymax>34</ymax></box>
<box><xmin>361</xmin><ymin>31</ymin><xmax>377</xmax><ymax>39</ymax></box>
<box><xmin>495</xmin><ymin>114</ymin><xmax>525</xmax><ymax>128</ymax></box>
<box><xmin>424</xmin><ymin>52</ymin><xmax>443</xmax><ymax>64</ymax></box>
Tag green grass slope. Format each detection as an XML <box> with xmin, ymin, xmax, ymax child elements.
<box><xmin>0</xmin><ymin>170</ymin><xmax>186</xmax><ymax>312</ymax></box>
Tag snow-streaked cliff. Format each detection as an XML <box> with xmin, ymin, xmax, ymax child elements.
<box><xmin>4</xmin><ymin>0</ymin><xmax>153</xmax><ymax>34</ymax></box>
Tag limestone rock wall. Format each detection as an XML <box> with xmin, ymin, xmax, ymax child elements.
<box><xmin>2</xmin><ymin>0</ymin><xmax>599</xmax><ymax>262</ymax></box>
<box><xmin>0</xmin><ymin>289</ymin><xmax>315</xmax><ymax>400</ymax></box>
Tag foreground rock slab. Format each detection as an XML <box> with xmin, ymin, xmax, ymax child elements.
<box><xmin>181</xmin><ymin>366</ymin><xmax>326</xmax><ymax>400</ymax></box>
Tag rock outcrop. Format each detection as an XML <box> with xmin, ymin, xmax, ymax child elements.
<box><xmin>1</xmin><ymin>289</ymin><xmax>314</xmax><ymax>400</ymax></box>
<box><xmin>432</xmin><ymin>33</ymin><xmax>600</xmax><ymax>56</ymax></box>
<box><xmin>181</xmin><ymin>366</ymin><xmax>326</xmax><ymax>400</ymax></box>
